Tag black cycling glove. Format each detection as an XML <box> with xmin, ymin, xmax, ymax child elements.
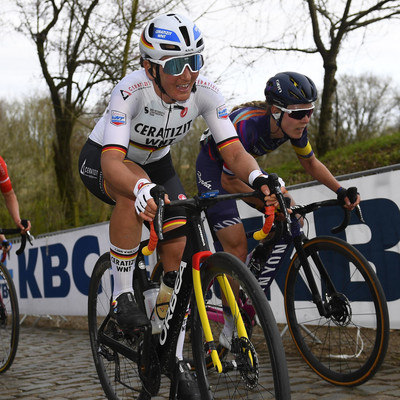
<box><xmin>252</xmin><ymin>173</ymin><xmax>281</xmax><ymax>193</ymax></box>
<box><xmin>336</xmin><ymin>186</ymin><xmax>358</xmax><ymax>205</ymax></box>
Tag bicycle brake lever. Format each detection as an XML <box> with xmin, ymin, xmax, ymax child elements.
<box><xmin>275</xmin><ymin>188</ymin><xmax>291</xmax><ymax>235</ymax></box>
<box><xmin>154</xmin><ymin>198</ymin><xmax>164</xmax><ymax>241</ymax></box>
<box><xmin>26</xmin><ymin>231</ymin><xmax>34</xmax><ymax>246</ymax></box>
<box><xmin>355</xmin><ymin>205</ymin><xmax>365</xmax><ymax>223</ymax></box>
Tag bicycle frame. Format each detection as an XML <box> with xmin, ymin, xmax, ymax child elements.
<box><xmin>141</xmin><ymin>195</ymin><xmax>249</xmax><ymax>375</ymax></box>
<box><xmin>209</xmin><ymin>197</ymin><xmax>361</xmax><ymax>325</ymax></box>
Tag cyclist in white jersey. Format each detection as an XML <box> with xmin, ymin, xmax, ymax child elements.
<box><xmin>79</xmin><ymin>13</ymin><xmax>274</xmax><ymax>398</ymax></box>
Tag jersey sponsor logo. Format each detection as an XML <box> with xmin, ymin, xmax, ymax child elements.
<box><xmin>134</xmin><ymin>121</ymin><xmax>193</xmax><ymax>147</ymax></box>
<box><xmin>80</xmin><ymin>159</ymin><xmax>98</xmax><ymax>179</ymax></box>
<box><xmin>111</xmin><ymin>110</ymin><xmax>126</xmax><ymax>126</ymax></box>
<box><xmin>120</xmin><ymin>81</ymin><xmax>151</xmax><ymax>100</ymax></box>
<box><xmin>180</xmin><ymin>107</ymin><xmax>188</xmax><ymax>118</ymax></box>
<box><xmin>196</xmin><ymin>171</ymin><xmax>212</xmax><ymax>191</ymax></box>
<box><xmin>144</xmin><ymin>106</ymin><xmax>165</xmax><ymax>117</ymax></box>
<box><xmin>120</xmin><ymin>90</ymin><xmax>131</xmax><ymax>100</ymax></box>
<box><xmin>216</xmin><ymin>105</ymin><xmax>228</xmax><ymax>119</ymax></box>
<box><xmin>178</xmin><ymin>194</ymin><xmax>187</xmax><ymax>200</ymax></box>
<box><xmin>196</xmin><ymin>78</ymin><xmax>219</xmax><ymax>93</ymax></box>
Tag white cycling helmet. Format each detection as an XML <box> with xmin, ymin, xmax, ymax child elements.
<box><xmin>139</xmin><ymin>13</ymin><xmax>204</xmax><ymax>61</ymax></box>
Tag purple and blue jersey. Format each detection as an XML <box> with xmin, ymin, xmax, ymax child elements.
<box><xmin>196</xmin><ymin>106</ymin><xmax>314</xmax><ymax>233</ymax></box>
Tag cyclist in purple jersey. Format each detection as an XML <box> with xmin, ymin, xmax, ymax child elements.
<box><xmin>196</xmin><ymin>71</ymin><xmax>360</xmax><ymax>348</ymax></box>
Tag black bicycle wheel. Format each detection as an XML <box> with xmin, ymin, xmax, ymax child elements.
<box><xmin>0</xmin><ymin>262</ymin><xmax>19</xmax><ymax>373</ymax></box>
<box><xmin>285</xmin><ymin>236</ymin><xmax>389</xmax><ymax>386</ymax></box>
<box><xmin>88</xmin><ymin>253</ymin><xmax>149</xmax><ymax>399</ymax></box>
<box><xmin>191</xmin><ymin>252</ymin><xmax>291</xmax><ymax>400</ymax></box>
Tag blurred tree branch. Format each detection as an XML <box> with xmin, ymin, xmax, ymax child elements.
<box><xmin>233</xmin><ymin>0</ymin><xmax>400</xmax><ymax>155</ymax></box>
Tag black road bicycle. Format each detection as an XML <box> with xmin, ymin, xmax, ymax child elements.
<box><xmin>0</xmin><ymin>220</ymin><xmax>33</xmax><ymax>373</ymax></box>
<box><xmin>152</xmin><ymin>175</ymin><xmax>390</xmax><ymax>387</ymax></box>
<box><xmin>88</xmin><ymin>188</ymin><xmax>291</xmax><ymax>399</ymax></box>
<box><xmin>198</xmin><ymin>177</ymin><xmax>389</xmax><ymax>387</ymax></box>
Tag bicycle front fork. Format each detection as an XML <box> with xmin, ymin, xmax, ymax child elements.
<box><xmin>294</xmin><ymin>235</ymin><xmax>338</xmax><ymax>318</ymax></box>
<box><xmin>192</xmin><ymin>251</ymin><xmax>250</xmax><ymax>373</ymax></box>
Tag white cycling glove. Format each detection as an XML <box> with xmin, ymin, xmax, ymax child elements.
<box><xmin>133</xmin><ymin>179</ymin><xmax>156</xmax><ymax>215</ymax></box>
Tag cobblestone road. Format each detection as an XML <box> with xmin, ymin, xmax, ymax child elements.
<box><xmin>0</xmin><ymin>326</ymin><xmax>399</xmax><ymax>399</ymax></box>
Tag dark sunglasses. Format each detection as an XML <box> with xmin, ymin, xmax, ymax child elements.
<box><xmin>150</xmin><ymin>54</ymin><xmax>204</xmax><ymax>76</ymax></box>
<box><xmin>276</xmin><ymin>105</ymin><xmax>314</xmax><ymax>120</ymax></box>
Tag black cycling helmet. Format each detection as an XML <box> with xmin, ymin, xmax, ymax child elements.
<box><xmin>264</xmin><ymin>72</ymin><xmax>317</xmax><ymax>107</ymax></box>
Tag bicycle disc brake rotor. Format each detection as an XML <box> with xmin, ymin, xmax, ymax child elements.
<box><xmin>138</xmin><ymin>338</ymin><xmax>161</xmax><ymax>396</ymax></box>
<box><xmin>326</xmin><ymin>293</ymin><xmax>352</xmax><ymax>326</ymax></box>
<box><xmin>231</xmin><ymin>336</ymin><xmax>259</xmax><ymax>389</ymax></box>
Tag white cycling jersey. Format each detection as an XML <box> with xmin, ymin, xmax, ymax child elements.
<box><xmin>89</xmin><ymin>69</ymin><xmax>238</xmax><ymax>165</ymax></box>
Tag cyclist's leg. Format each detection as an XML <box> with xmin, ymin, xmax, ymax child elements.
<box><xmin>145</xmin><ymin>153</ymin><xmax>187</xmax><ymax>274</ymax></box>
<box><xmin>191</xmin><ymin>252</ymin><xmax>291</xmax><ymax>400</ymax></box>
<box><xmin>80</xmin><ymin>140</ymin><xmax>149</xmax><ymax>332</ymax></box>
<box><xmin>196</xmin><ymin>148</ymin><xmax>246</xmax><ymax>260</ymax></box>
<box><xmin>88</xmin><ymin>253</ymin><xmax>156</xmax><ymax>399</ymax></box>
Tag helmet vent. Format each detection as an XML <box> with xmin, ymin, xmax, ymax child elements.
<box><xmin>148</xmin><ymin>23</ymin><xmax>155</xmax><ymax>37</ymax></box>
<box><xmin>160</xmin><ymin>44</ymin><xmax>180</xmax><ymax>51</ymax></box>
<box><xmin>289</xmin><ymin>90</ymin><xmax>301</xmax><ymax>100</ymax></box>
<box><xmin>179</xmin><ymin>26</ymin><xmax>190</xmax><ymax>46</ymax></box>
<box><xmin>196</xmin><ymin>38</ymin><xmax>204</xmax><ymax>49</ymax></box>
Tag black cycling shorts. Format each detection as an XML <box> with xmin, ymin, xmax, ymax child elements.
<box><xmin>79</xmin><ymin>139</ymin><xmax>187</xmax><ymax>226</ymax></box>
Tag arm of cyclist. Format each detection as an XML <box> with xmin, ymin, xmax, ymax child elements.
<box><xmin>218</xmin><ymin>141</ymin><xmax>274</xmax><ymax>200</ymax></box>
<box><xmin>2</xmin><ymin>189</ymin><xmax>31</xmax><ymax>233</ymax></box>
<box><xmin>298</xmin><ymin>155</ymin><xmax>360</xmax><ymax>210</ymax></box>
<box><xmin>221</xmin><ymin>173</ymin><xmax>277</xmax><ymax>209</ymax></box>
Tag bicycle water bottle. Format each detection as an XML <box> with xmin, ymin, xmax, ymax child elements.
<box><xmin>155</xmin><ymin>271</ymin><xmax>177</xmax><ymax>320</ymax></box>
<box><xmin>143</xmin><ymin>282</ymin><xmax>162</xmax><ymax>334</ymax></box>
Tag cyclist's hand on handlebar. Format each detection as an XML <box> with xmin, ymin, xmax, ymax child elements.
<box><xmin>17</xmin><ymin>219</ymin><xmax>31</xmax><ymax>234</ymax></box>
<box><xmin>336</xmin><ymin>187</ymin><xmax>360</xmax><ymax>210</ymax></box>
<box><xmin>2</xmin><ymin>240</ymin><xmax>11</xmax><ymax>253</ymax></box>
<box><xmin>252</xmin><ymin>173</ymin><xmax>291</xmax><ymax>211</ymax></box>
<box><xmin>134</xmin><ymin>179</ymin><xmax>169</xmax><ymax>221</ymax></box>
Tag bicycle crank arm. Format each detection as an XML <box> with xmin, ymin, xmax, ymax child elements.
<box><xmin>98</xmin><ymin>330</ymin><xmax>140</xmax><ymax>363</ymax></box>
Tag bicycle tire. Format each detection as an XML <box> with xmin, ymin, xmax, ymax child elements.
<box><xmin>88</xmin><ymin>253</ymin><xmax>147</xmax><ymax>399</ymax></box>
<box><xmin>191</xmin><ymin>252</ymin><xmax>291</xmax><ymax>400</ymax></box>
<box><xmin>0</xmin><ymin>262</ymin><xmax>19</xmax><ymax>373</ymax></box>
<box><xmin>285</xmin><ymin>236</ymin><xmax>389</xmax><ymax>386</ymax></box>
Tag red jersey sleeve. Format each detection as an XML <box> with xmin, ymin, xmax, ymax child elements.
<box><xmin>0</xmin><ymin>156</ymin><xmax>13</xmax><ymax>193</ymax></box>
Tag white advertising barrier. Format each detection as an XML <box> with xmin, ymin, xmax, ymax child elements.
<box><xmin>5</xmin><ymin>166</ymin><xmax>400</xmax><ymax>328</ymax></box>
<box><xmin>6</xmin><ymin>223</ymin><xmax>155</xmax><ymax>317</ymax></box>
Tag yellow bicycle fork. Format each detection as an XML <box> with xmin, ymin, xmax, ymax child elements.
<box><xmin>192</xmin><ymin>252</ymin><xmax>251</xmax><ymax>373</ymax></box>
